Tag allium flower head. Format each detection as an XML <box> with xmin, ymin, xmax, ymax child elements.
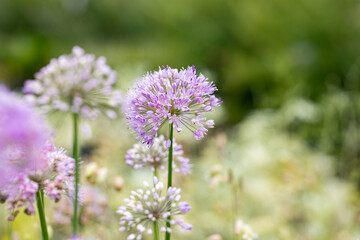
<box><xmin>1</xmin><ymin>144</ymin><xmax>75</xmax><ymax>220</ymax></box>
<box><xmin>0</xmin><ymin>86</ymin><xmax>50</xmax><ymax>186</ymax></box>
<box><xmin>23</xmin><ymin>46</ymin><xmax>122</xmax><ymax>119</ymax></box>
<box><xmin>0</xmin><ymin>86</ymin><xmax>75</xmax><ymax>220</ymax></box>
<box><xmin>125</xmin><ymin>135</ymin><xmax>192</xmax><ymax>175</ymax></box>
<box><xmin>35</xmin><ymin>145</ymin><xmax>75</xmax><ymax>201</ymax></box>
<box><xmin>124</xmin><ymin>66</ymin><xmax>221</xmax><ymax>145</ymax></box>
<box><xmin>117</xmin><ymin>177</ymin><xmax>192</xmax><ymax>240</ymax></box>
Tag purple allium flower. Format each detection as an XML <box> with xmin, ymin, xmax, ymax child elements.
<box><xmin>0</xmin><ymin>86</ymin><xmax>50</xmax><ymax>186</ymax></box>
<box><xmin>0</xmin><ymin>86</ymin><xmax>75</xmax><ymax>220</ymax></box>
<box><xmin>23</xmin><ymin>46</ymin><xmax>122</xmax><ymax>120</ymax></box>
<box><xmin>0</xmin><ymin>86</ymin><xmax>47</xmax><ymax>219</ymax></box>
<box><xmin>116</xmin><ymin>177</ymin><xmax>192</xmax><ymax>239</ymax></box>
<box><xmin>124</xmin><ymin>66</ymin><xmax>221</xmax><ymax>145</ymax></box>
<box><xmin>1</xmin><ymin>144</ymin><xmax>75</xmax><ymax>220</ymax></box>
<box><xmin>40</xmin><ymin>145</ymin><xmax>75</xmax><ymax>200</ymax></box>
<box><xmin>125</xmin><ymin>135</ymin><xmax>192</xmax><ymax>175</ymax></box>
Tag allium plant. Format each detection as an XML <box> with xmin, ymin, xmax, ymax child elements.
<box><xmin>117</xmin><ymin>177</ymin><xmax>192</xmax><ymax>240</ymax></box>
<box><xmin>23</xmin><ymin>46</ymin><xmax>122</xmax><ymax>236</ymax></box>
<box><xmin>23</xmin><ymin>46</ymin><xmax>122</xmax><ymax>120</ymax></box>
<box><xmin>0</xmin><ymin>86</ymin><xmax>75</xmax><ymax>240</ymax></box>
<box><xmin>124</xmin><ymin>66</ymin><xmax>221</xmax><ymax>145</ymax></box>
<box><xmin>125</xmin><ymin>135</ymin><xmax>192</xmax><ymax>176</ymax></box>
<box><xmin>1</xmin><ymin>144</ymin><xmax>75</xmax><ymax>219</ymax></box>
<box><xmin>0</xmin><ymin>86</ymin><xmax>49</xmax><ymax>183</ymax></box>
<box><xmin>124</xmin><ymin>65</ymin><xmax>221</xmax><ymax>240</ymax></box>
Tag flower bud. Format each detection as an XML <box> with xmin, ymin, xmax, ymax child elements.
<box><xmin>113</xmin><ymin>176</ymin><xmax>124</xmax><ymax>192</ymax></box>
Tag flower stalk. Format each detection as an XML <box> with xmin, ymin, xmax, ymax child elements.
<box><xmin>165</xmin><ymin>123</ymin><xmax>174</xmax><ymax>240</ymax></box>
<box><xmin>72</xmin><ymin>113</ymin><xmax>80</xmax><ymax>235</ymax></box>
<box><xmin>153</xmin><ymin>162</ymin><xmax>159</xmax><ymax>240</ymax></box>
<box><xmin>154</xmin><ymin>167</ymin><xmax>158</xmax><ymax>178</ymax></box>
<box><xmin>167</xmin><ymin>124</ymin><xmax>174</xmax><ymax>188</ymax></box>
<box><xmin>154</xmin><ymin>222</ymin><xmax>160</xmax><ymax>240</ymax></box>
<box><xmin>41</xmin><ymin>190</ymin><xmax>45</xmax><ymax>212</ymax></box>
<box><xmin>7</xmin><ymin>222</ymin><xmax>12</xmax><ymax>240</ymax></box>
<box><xmin>36</xmin><ymin>190</ymin><xmax>49</xmax><ymax>240</ymax></box>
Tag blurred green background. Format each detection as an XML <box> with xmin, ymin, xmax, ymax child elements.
<box><xmin>0</xmin><ymin>0</ymin><xmax>360</xmax><ymax>239</ymax></box>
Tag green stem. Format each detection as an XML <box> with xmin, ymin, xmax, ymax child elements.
<box><xmin>7</xmin><ymin>222</ymin><xmax>12</xmax><ymax>240</ymax></box>
<box><xmin>41</xmin><ymin>190</ymin><xmax>45</xmax><ymax>214</ymax></box>
<box><xmin>72</xmin><ymin>113</ymin><xmax>80</xmax><ymax>236</ymax></box>
<box><xmin>36</xmin><ymin>190</ymin><xmax>49</xmax><ymax>240</ymax></box>
<box><xmin>153</xmin><ymin>168</ymin><xmax>160</xmax><ymax>240</ymax></box>
<box><xmin>154</xmin><ymin>167</ymin><xmax>158</xmax><ymax>178</ymax></box>
<box><xmin>153</xmin><ymin>221</ymin><xmax>160</xmax><ymax>240</ymax></box>
<box><xmin>165</xmin><ymin>123</ymin><xmax>174</xmax><ymax>240</ymax></box>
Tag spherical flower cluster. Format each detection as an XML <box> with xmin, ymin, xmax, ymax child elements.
<box><xmin>125</xmin><ymin>135</ymin><xmax>192</xmax><ymax>175</ymax></box>
<box><xmin>23</xmin><ymin>46</ymin><xmax>122</xmax><ymax>120</ymax></box>
<box><xmin>2</xmin><ymin>176</ymin><xmax>38</xmax><ymax>221</ymax></box>
<box><xmin>116</xmin><ymin>177</ymin><xmax>192</xmax><ymax>240</ymax></box>
<box><xmin>35</xmin><ymin>145</ymin><xmax>75</xmax><ymax>201</ymax></box>
<box><xmin>235</xmin><ymin>220</ymin><xmax>258</xmax><ymax>240</ymax></box>
<box><xmin>53</xmin><ymin>186</ymin><xmax>109</xmax><ymax>226</ymax></box>
<box><xmin>0</xmin><ymin>86</ymin><xmax>55</xmax><ymax>220</ymax></box>
<box><xmin>0</xmin><ymin>144</ymin><xmax>75</xmax><ymax>221</ymax></box>
<box><xmin>0</xmin><ymin>86</ymin><xmax>50</xmax><ymax>187</ymax></box>
<box><xmin>124</xmin><ymin>66</ymin><xmax>221</xmax><ymax>145</ymax></box>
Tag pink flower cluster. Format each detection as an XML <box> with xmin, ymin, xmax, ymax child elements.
<box><xmin>0</xmin><ymin>85</ymin><xmax>75</xmax><ymax>220</ymax></box>
<box><xmin>42</xmin><ymin>145</ymin><xmax>76</xmax><ymax>201</ymax></box>
<box><xmin>124</xmin><ymin>66</ymin><xmax>221</xmax><ymax>145</ymax></box>
<box><xmin>3</xmin><ymin>176</ymin><xmax>38</xmax><ymax>220</ymax></box>
<box><xmin>1</xmin><ymin>144</ymin><xmax>75</xmax><ymax>220</ymax></box>
<box><xmin>0</xmin><ymin>86</ymin><xmax>50</xmax><ymax>188</ymax></box>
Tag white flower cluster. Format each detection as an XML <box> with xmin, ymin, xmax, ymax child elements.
<box><xmin>125</xmin><ymin>135</ymin><xmax>192</xmax><ymax>175</ymax></box>
<box><xmin>116</xmin><ymin>177</ymin><xmax>192</xmax><ymax>240</ymax></box>
<box><xmin>23</xmin><ymin>46</ymin><xmax>122</xmax><ymax>119</ymax></box>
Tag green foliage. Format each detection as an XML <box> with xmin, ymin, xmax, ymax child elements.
<box><xmin>1</xmin><ymin>0</ymin><xmax>360</xmax><ymax>121</ymax></box>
